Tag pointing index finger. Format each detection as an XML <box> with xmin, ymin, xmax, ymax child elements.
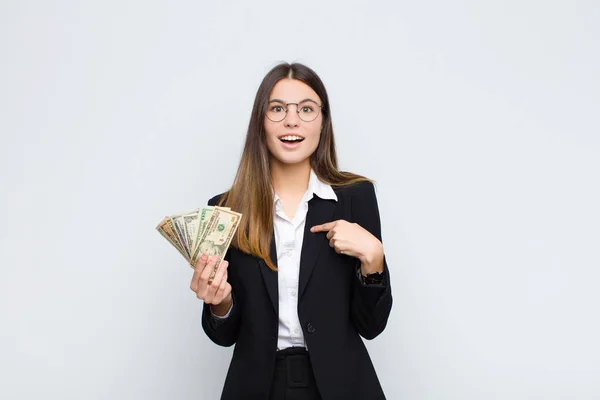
<box><xmin>311</xmin><ymin>221</ymin><xmax>336</xmax><ymax>232</ymax></box>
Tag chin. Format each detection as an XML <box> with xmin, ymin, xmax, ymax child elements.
<box><xmin>272</xmin><ymin>153</ymin><xmax>310</xmax><ymax>165</ymax></box>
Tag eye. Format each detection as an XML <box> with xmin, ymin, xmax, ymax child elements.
<box><xmin>271</xmin><ymin>105</ymin><xmax>285</xmax><ymax>113</ymax></box>
<box><xmin>300</xmin><ymin>106</ymin><xmax>314</xmax><ymax>113</ymax></box>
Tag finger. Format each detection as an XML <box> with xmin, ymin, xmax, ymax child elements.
<box><xmin>207</xmin><ymin>256</ymin><xmax>228</xmax><ymax>291</ymax></box>
<box><xmin>310</xmin><ymin>221</ymin><xmax>337</xmax><ymax>233</ymax></box>
<box><xmin>223</xmin><ymin>283</ymin><xmax>232</xmax><ymax>301</ymax></box>
<box><xmin>207</xmin><ymin>257</ymin><xmax>225</xmax><ymax>285</ymax></box>
<box><xmin>212</xmin><ymin>282</ymin><xmax>232</xmax><ymax>306</ymax></box>
<box><xmin>195</xmin><ymin>252</ymin><xmax>209</xmax><ymax>270</ymax></box>
<box><xmin>338</xmin><ymin>245</ymin><xmax>351</xmax><ymax>255</ymax></box>
<box><xmin>211</xmin><ymin>260</ymin><xmax>228</xmax><ymax>292</ymax></box>
<box><xmin>214</xmin><ymin>270</ymin><xmax>228</xmax><ymax>302</ymax></box>
<box><xmin>199</xmin><ymin>255</ymin><xmax>219</xmax><ymax>288</ymax></box>
<box><xmin>206</xmin><ymin>261</ymin><xmax>228</xmax><ymax>303</ymax></box>
<box><xmin>341</xmin><ymin>249</ymin><xmax>356</xmax><ymax>257</ymax></box>
<box><xmin>329</xmin><ymin>237</ymin><xmax>336</xmax><ymax>248</ymax></box>
<box><xmin>191</xmin><ymin>253</ymin><xmax>209</xmax><ymax>292</ymax></box>
<box><xmin>337</xmin><ymin>245</ymin><xmax>356</xmax><ymax>257</ymax></box>
<box><xmin>326</xmin><ymin>229</ymin><xmax>335</xmax><ymax>240</ymax></box>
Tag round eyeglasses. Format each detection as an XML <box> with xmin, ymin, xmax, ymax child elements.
<box><xmin>266</xmin><ymin>100</ymin><xmax>322</xmax><ymax>122</ymax></box>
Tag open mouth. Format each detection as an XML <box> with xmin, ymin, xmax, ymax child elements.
<box><xmin>279</xmin><ymin>135</ymin><xmax>305</xmax><ymax>143</ymax></box>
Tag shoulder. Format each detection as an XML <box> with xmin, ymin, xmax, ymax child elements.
<box><xmin>333</xmin><ymin>179</ymin><xmax>383</xmax><ymax>236</ymax></box>
<box><xmin>207</xmin><ymin>192</ymin><xmax>227</xmax><ymax>206</ymax></box>
<box><xmin>332</xmin><ymin>179</ymin><xmax>377</xmax><ymax>200</ymax></box>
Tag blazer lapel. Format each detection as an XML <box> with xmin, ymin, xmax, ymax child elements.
<box><xmin>298</xmin><ymin>195</ymin><xmax>337</xmax><ymax>301</ymax></box>
<box><xmin>258</xmin><ymin>195</ymin><xmax>337</xmax><ymax>314</ymax></box>
<box><xmin>258</xmin><ymin>230</ymin><xmax>279</xmax><ymax>316</ymax></box>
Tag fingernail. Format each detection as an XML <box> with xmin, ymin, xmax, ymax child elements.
<box><xmin>201</xmin><ymin>253</ymin><xmax>208</xmax><ymax>259</ymax></box>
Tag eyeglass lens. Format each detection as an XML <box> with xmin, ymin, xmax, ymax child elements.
<box><xmin>266</xmin><ymin>101</ymin><xmax>321</xmax><ymax>122</ymax></box>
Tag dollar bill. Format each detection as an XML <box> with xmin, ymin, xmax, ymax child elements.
<box><xmin>169</xmin><ymin>214</ymin><xmax>191</xmax><ymax>259</ymax></box>
<box><xmin>188</xmin><ymin>206</ymin><xmax>232</xmax><ymax>265</ymax></box>
<box><xmin>190</xmin><ymin>207</ymin><xmax>242</xmax><ymax>281</ymax></box>
<box><xmin>156</xmin><ymin>217</ymin><xmax>190</xmax><ymax>262</ymax></box>
<box><xmin>190</xmin><ymin>207</ymin><xmax>215</xmax><ymax>262</ymax></box>
<box><xmin>181</xmin><ymin>210</ymin><xmax>201</xmax><ymax>256</ymax></box>
<box><xmin>157</xmin><ymin>206</ymin><xmax>234</xmax><ymax>268</ymax></box>
<box><xmin>170</xmin><ymin>206</ymin><xmax>215</xmax><ymax>259</ymax></box>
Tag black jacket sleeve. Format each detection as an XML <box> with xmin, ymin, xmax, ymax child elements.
<box><xmin>200</xmin><ymin>194</ymin><xmax>242</xmax><ymax>347</ymax></box>
<box><xmin>349</xmin><ymin>181</ymin><xmax>393</xmax><ymax>340</ymax></box>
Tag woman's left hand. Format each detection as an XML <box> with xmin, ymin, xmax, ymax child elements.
<box><xmin>310</xmin><ymin>219</ymin><xmax>384</xmax><ymax>273</ymax></box>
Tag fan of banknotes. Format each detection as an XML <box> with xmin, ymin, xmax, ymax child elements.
<box><xmin>156</xmin><ymin>206</ymin><xmax>242</xmax><ymax>281</ymax></box>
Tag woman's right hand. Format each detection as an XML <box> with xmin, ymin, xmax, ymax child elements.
<box><xmin>190</xmin><ymin>253</ymin><xmax>232</xmax><ymax>314</ymax></box>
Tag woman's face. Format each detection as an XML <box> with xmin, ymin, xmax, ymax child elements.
<box><xmin>264</xmin><ymin>78</ymin><xmax>323</xmax><ymax>166</ymax></box>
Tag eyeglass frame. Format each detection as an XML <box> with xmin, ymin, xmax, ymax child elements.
<box><xmin>265</xmin><ymin>99</ymin><xmax>323</xmax><ymax>123</ymax></box>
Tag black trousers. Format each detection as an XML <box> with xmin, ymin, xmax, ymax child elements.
<box><xmin>269</xmin><ymin>347</ymin><xmax>322</xmax><ymax>400</ymax></box>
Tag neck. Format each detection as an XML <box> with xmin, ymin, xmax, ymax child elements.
<box><xmin>270</xmin><ymin>158</ymin><xmax>311</xmax><ymax>198</ymax></box>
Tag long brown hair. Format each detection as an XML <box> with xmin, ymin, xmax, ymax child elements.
<box><xmin>217</xmin><ymin>62</ymin><xmax>372</xmax><ymax>271</ymax></box>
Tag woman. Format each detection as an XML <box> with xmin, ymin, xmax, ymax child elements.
<box><xmin>189</xmin><ymin>62</ymin><xmax>393</xmax><ymax>400</ymax></box>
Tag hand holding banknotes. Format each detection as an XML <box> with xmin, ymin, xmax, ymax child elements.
<box><xmin>190</xmin><ymin>253</ymin><xmax>232</xmax><ymax>315</ymax></box>
<box><xmin>156</xmin><ymin>205</ymin><xmax>242</xmax><ymax>316</ymax></box>
<box><xmin>157</xmin><ymin>205</ymin><xmax>242</xmax><ymax>282</ymax></box>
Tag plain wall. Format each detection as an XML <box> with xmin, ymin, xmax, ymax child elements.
<box><xmin>1</xmin><ymin>0</ymin><xmax>599</xmax><ymax>399</ymax></box>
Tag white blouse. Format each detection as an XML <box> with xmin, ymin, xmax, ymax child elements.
<box><xmin>272</xmin><ymin>169</ymin><xmax>337</xmax><ymax>350</ymax></box>
<box><xmin>211</xmin><ymin>169</ymin><xmax>338</xmax><ymax>351</ymax></box>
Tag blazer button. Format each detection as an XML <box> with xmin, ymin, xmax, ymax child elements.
<box><xmin>306</xmin><ymin>323</ymin><xmax>316</xmax><ymax>334</ymax></box>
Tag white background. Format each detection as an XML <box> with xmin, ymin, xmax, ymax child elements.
<box><xmin>1</xmin><ymin>1</ymin><xmax>599</xmax><ymax>399</ymax></box>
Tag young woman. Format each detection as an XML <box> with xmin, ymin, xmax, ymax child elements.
<box><xmin>189</xmin><ymin>62</ymin><xmax>393</xmax><ymax>400</ymax></box>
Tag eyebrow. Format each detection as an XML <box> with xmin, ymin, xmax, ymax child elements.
<box><xmin>268</xmin><ymin>98</ymin><xmax>319</xmax><ymax>104</ymax></box>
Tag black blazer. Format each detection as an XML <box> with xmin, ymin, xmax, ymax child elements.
<box><xmin>202</xmin><ymin>180</ymin><xmax>393</xmax><ymax>400</ymax></box>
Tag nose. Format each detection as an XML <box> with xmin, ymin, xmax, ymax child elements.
<box><xmin>283</xmin><ymin>104</ymin><xmax>300</xmax><ymax>128</ymax></box>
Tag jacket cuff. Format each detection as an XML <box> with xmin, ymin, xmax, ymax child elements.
<box><xmin>353</xmin><ymin>256</ymin><xmax>390</xmax><ymax>304</ymax></box>
<box><xmin>208</xmin><ymin>294</ymin><xmax>234</xmax><ymax>326</ymax></box>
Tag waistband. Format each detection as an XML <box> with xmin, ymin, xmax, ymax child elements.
<box><xmin>276</xmin><ymin>346</ymin><xmax>308</xmax><ymax>360</ymax></box>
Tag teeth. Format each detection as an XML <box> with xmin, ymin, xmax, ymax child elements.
<box><xmin>280</xmin><ymin>135</ymin><xmax>303</xmax><ymax>141</ymax></box>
